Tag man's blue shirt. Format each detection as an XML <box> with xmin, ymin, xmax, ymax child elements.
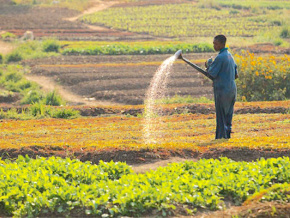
<box><xmin>208</xmin><ymin>48</ymin><xmax>238</xmax><ymax>93</ymax></box>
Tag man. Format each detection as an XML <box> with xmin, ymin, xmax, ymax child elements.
<box><xmin>206</xmin><ymin>35</ymin><xmax>238</xmax><ymax>139</ymax></box>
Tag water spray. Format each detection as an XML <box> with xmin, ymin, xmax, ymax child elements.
<box><xmin>174</xmin><ymin>50</ymin><xmax>213</xmax><ymax>80</ymax></box>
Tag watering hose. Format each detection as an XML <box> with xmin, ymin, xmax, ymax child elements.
<box><xmin>174</xmin><ymin>50</ymin><xmax>214</xmax><ymax>80</ymax></box>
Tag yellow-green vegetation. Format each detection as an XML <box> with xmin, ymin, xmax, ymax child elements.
<box><xmin>81</xmin><ymin>2</ymin><xmax>290</xmax><ymax>45</ymax></box>
<box><xmin>0</xmin><ymin>156</ymin><xmax>289</xmax><ymax>217</ymax></box>
<box><xmin>244</xmin><ymin>183</ymin><xmax>290</xmax><ymax>205</ymax></box>
<box><xmin>235</xmin><ymin>52</ymin><xmax>290</xmax><ymax>101</ymax></box>
<box><xmin>11</xmin><ymin>0</ymin><xmax>96</xmax><ymax>11</ymax></box>
<box><xmin>0</xmin><ymin>65</ymin><xmax>71</xmax><ymax>105</ymax></box>
<box><xmin>215</xmin><ymin>0</ymin><xmax>290</xmax><ymax>9</ymax></box>
<box><xmin>61</xmin><ymin>40</ymin><xmax>214</xmax><ymax>55</ymax></box>
<box><xmin>4</xmin><ymin>39</ymin><xmax>60</xmax><ymax>63</ymax></box>
<box><xmin>158</xmin><ymin>95</ymin><xmax>213</xmax><ymax>104</ymax></box>
<box><xmin>0</xmin><ymin>65</ymin><xmax>40</xmax><ymax>103</ymax></box>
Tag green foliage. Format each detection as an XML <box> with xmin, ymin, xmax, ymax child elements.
<box><xmin>0</xmin><ymin>54</ymin><xmax>3</xmax><ymax>64</ymax></box>
<box><xmin>12</xmin><ymin>0</ymin><xmax>94</xmax><ymax>11</ymax></box>
<box><xmin>50</xmin><ymin>107</ymin><xmax>80</xmax><ymax>119</ymax></box>
<box><xmin>197</xmin><ymin>0</ymin><xmax>221</xmax><ymax>10</ymax></box>
<box><xmin>0</xmin><ymin>32</ymin><xmax>17</xmax><ymax>40</ymax></box>
<box><xmin>4</xmin><ymin>40</ymin><xmax>60</xmax><ymax>63</ymax></box>
<box><xmin>44</xmin><ymin>90</ymin><xmax>64</xmax><ymax>106</ymax></box>
<box><xmin>159</xmin><ymin>95</ymin><xmax>213</xmax><ymax>104</ymax></box>
<box><xmin>6</xmin><ymin>51</ymin><xmax>22</xmax><ymax>63</ymax></box>
<box><xmin>2</xmin><ymin>102</ymin><xmax>79</xmax><ymax>119</ymax></box>
<box><xmin>0</xmin><ymin>65</ymin><xmax>66</xmax><ymax>107</ymax></box>
<box><xmin>216</xmin><ymin>0</ymin><xmax>290</xmax><ymax>10</ymax></box>
<box><xmin>62</xmin><ymin>41</ymin><xmax>214</xmax><ymax>55</ymax></box>
<box><xmin>0</xmin><ymin>103</ymin><xmax>80</xmax><ymax>120</ymax></box>
<box><xmin>21</xmin><ymin>90</ymin><xmax>44</xmax><ymax>104</ymax></box>
<box><xmin>42</xmin><ymin>39</ymin><xmax>60</xmax><ymax>52</ymax></box>
<box><xmin>280</xmin><ymin>26</ymin><xmax>290</xmax><ymax>38</ymax></box>
<box><xmin>0</xmin><ymin>156</ymin><xmax>289</xmax><ymax>217</ymax></box>
<box><xmin>245</xmin><ymin>183</ymin><xmax>290</xmax><ymax>204</ymax></box>
<box><xmin>81</xmin><ymin>3</ymin><xmax>287</xmax><ymax>39</ymax></box>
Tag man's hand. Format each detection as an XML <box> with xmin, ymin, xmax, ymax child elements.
<box><xmin>205</xmin><ymin>57</ymin><xmax>213</xmax><ymax>69</ymax></box>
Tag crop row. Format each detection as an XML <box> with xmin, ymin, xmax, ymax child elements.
<box><xmin>81</xmin><ymin>3</ymin><xmax>284</xmax><ymax>38</ymax></box>
<box><xmin>216</xmin><ymin>0</ymin><xmax>290</xmax><ymax>9</ymax></box>
<box><xmin>61</xmin><ymin>42</ymin><xmax>214</xmax><ymax>55</ymax></box>
<box><xmin>0</xmin><ymin>156</ymin><xmax>289</xmax><ymax>217</ymax></box>
<box><xmin>0</xmin><ymin>112</ymin><xmax>289</xmax><ymax>150</ymax></box>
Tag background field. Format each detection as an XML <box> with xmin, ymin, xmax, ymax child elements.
<box><xmin>0</xmin><ymin>0</ymin><xmax>289</xmax><ymax>217</ymax></box>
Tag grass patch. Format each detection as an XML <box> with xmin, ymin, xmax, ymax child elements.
<box><xmin>0</xmin><ymin>103</ymin><xmax>80</xmax><ymax>120</ymax></box>
<box><xmin>158</xmin><ymin>95</ymin><xmax>213</xmax><ymax>104</ymax></box>
<box><xmin>4</xmin><ymin>39</ymin><xmax>60</xmax><ymax>63</ymax></box>
<box><xmin>11</xmin><ymin>0</ymin><xmax>97</xmax><ymax>11</ymax></box>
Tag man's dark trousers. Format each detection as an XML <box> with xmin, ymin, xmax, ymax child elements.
<box><xmin>214</xmin><ymin>86</ymin><xmax>236</xmax><ymax>139</ymax></box>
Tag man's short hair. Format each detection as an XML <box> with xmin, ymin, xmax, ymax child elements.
<box><xmin>214</xmin><ymin>35</ymin><xmax>227</xmax><ymax>45</ymax></box>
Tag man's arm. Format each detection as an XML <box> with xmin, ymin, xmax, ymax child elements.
<box><xmin>207</xmin><ymin>56</ymin><xmax>222</xmax><ymax>79</ymax></box>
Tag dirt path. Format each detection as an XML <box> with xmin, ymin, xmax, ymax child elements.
<box><xmin>131</xmin><ymin>157</ymin><xmax>197</xmax><ymax>174</ymax></box>
<box><xmin>64</xmin><ymin>0</ymin><xmax>171</xmax><ymax>41</ymax></box>
<box><xmin>0</xmin><ymin>40</ymin><xmax>15</xmax><ymax>55</ymax></box>
<box><xmin>65</xmin><ymin>0</ymin><xmax>118</xmax><ymax>22</ymax></box>
<box><xmin>25</xmin><ymin>75</ymin><xmax>119</xmax><ymax>106</ymax></box>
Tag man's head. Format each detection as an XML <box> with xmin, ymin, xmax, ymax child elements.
<box><xmin>213</xmin><ymin>35</ymin><xmax>227</xmax><ymax>51</ymax></box>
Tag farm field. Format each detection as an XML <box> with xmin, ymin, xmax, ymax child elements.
<box><xmin>24</xmin><ymin>53</ymin><xmax>214</xmax><ymax>105</ymax></box>
<box><xmin>0</xmin><ymin>0</ymin><xmax>290</xmax><ymax>217</ymax></box>
<box><xmin>0</xmin><ymin>2</ymin><xmax>144</xmax><ymax>41</ymax></box>
<box><xmin>0</xmin><ymin>102</ymin><xmax>289</xmax><ymax>163</ymax></box>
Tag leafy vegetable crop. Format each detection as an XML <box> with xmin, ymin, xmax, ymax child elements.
<box><xmin>0</xmin><ymin>156</ymin><xmax>289</xmax><ymax>217</ymax></box>
<box><xmin>81</xmin><ymin>3</ymin><xmax>286</xmax><ymax>38</ymax></box>
<box><xmin>61</xmin><ymin>41</ymin><xmax>214</xmax><ymax>55</ymax></box>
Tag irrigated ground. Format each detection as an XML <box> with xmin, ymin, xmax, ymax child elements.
<box><xmin>23</xmin><ymin>53</ymin><xmax>214</xmax><ymax>105</ymax></box>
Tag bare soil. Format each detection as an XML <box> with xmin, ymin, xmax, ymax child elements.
<box><xmin>0</xmin><ymin>146</ymin><xmax>289</xmax><ymax>167</ymax></box>
<box><xmin>23</xmin><ymin>54</ymin><xmax>214</xmax><ymax>105</ymax></box>
<box><xmin>0</xmin><ymin>3</ymin><xmax>149</xmax><ymax>41</ymax></box>
<box><xmin>64</xmin><ymin>0</ymin><xmax>118</xmax><ymax>22</ymax></box>
<box><xmin>25</xmin><ymin>74</ymin><xmax>119</xmax><ymax>106</ymax></box>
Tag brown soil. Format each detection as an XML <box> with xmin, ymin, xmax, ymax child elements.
<box><xmin>25</xmin><ymin>74</ymin><xmax>120</xmax><ymax>106</ymax></box>
<box><xmin>196</xmin><ymin>202</ymin><xmax>290</xmax><ymax>218</ymax></box>
<box><xmin>234</xmin><ymin>43</ymin><xmax>290</xmax><ymax>55</ymax></box>
<box><xmin>0</xmin><ymin>146</ymin><xmax>289</xmax><ymax>168</ymax></box>
<box><xmin>64</xmin><ymin>0</ymin><xmax>118</xmax><ymax>22</ymax></box>
<box><xmin>0</xmin><ymin>4</ymin><xmax>146</xmax><ymax>41</ymax></box>
<box><xmin>0</xmin><ymin>102</ymin><xmax>288</xmax><ymax>117</ymax></box>
<box><xmin>23</xmin><ymin>54</ymin><xmax>214</xmax><ymax>105</ymax></box>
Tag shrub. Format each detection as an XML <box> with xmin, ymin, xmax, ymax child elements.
<box><xmin>280</xmin><ymin>26</ymin><xmax>290</xmax><ymax>38</ymax></box>
<box><xmin>4</xmin><ymin>71</ymin><xmax>22</xmax><ymax>82</ymax></box>
<box><xmin>21</xmin><ymin>90</ymin><xmax>43</xmax><ymax>105</ymax></box>
<box><xmin>235</xmin><ymin>52</ymin><xmax>290</xmax><ymax>101</ymax></box>
<box><xmin>6</xmin><ymin>51</ymin><xmax>22</xmax><ymax>63</ymax></box>
<box><xmin>51</xmin><ymin>108</ymin><xmax>80</xmax><ymax>119</ymax></box>
<box><xmin>44</xmin><ymin>90</ymin><xmax>64</xmax><ymax>106</ymax></box>
<box><xmin>42</xmin><ymin>39</ymin><xmax>60</xmax><ymax>52</ymax></box>
<box><xmin>0</xmin><ymin>54</ymin><xmax>3</xmax><ymax>64</ymax></box>
<box><xmin>0</xmin><ymin>31</ymin><xmax>17</xmax><ymax>40</ymax></box>
<box><xmin>29</xmin><ymin>102</ymin><xmax>47</xmax><ymax>117</ymax></box>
